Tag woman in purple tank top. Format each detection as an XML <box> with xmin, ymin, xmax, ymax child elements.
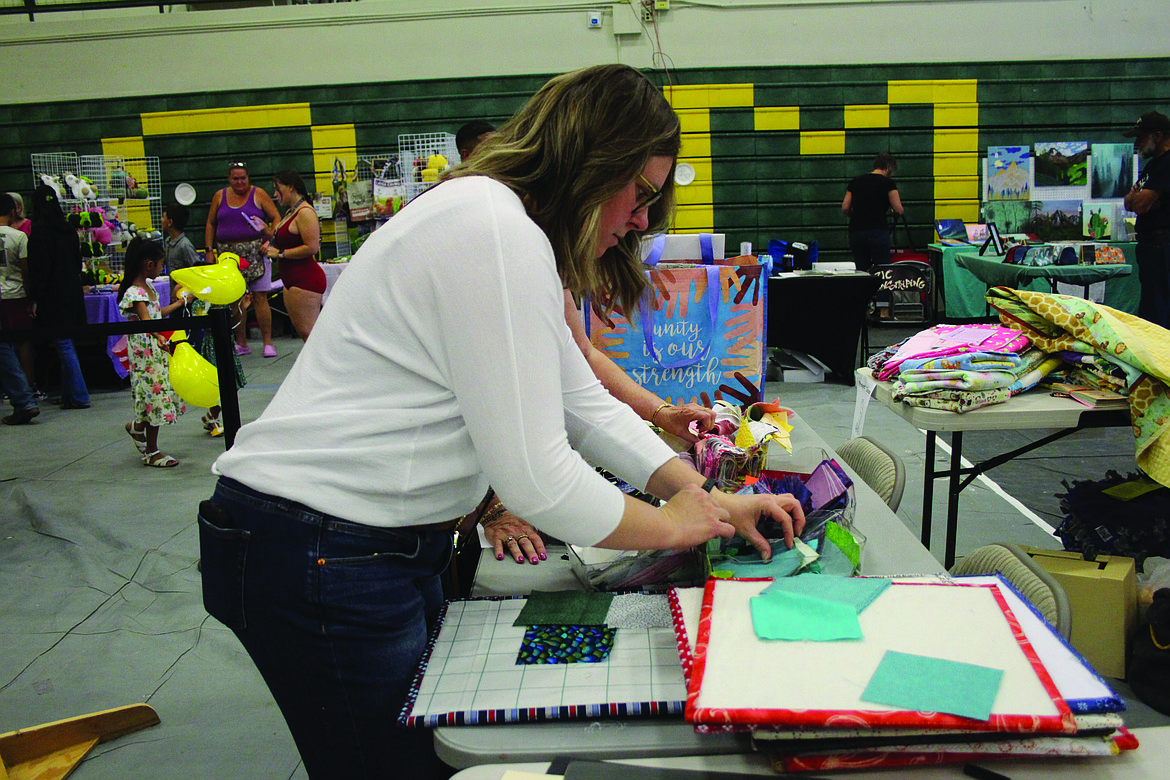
<box><xmin>203</xmin><ymin>162</ymin><xmax>280</xmax><ymax>357</ymax></box>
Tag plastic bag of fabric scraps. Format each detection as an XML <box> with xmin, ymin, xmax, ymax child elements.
<box><xmin>1056</xmin><ymin>470</ymin><xmax>1170</xmax><ymax>565</ymax></box>
<box><xmin>705</xmin><ymin>465</ymin><xmax>865</xmax><ymax>578</ymax></box>
<box><xmin>686</xmin><ymin>399</ymin><xmax>794</xmax><ymax>490</ymax></box>
<box><xmin>566</xmin><ymin>544</ymin><xmax>706</xmax><ymax>592</ymax></box>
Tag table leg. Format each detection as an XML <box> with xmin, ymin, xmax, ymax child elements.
<box><xmin>921</xmin><ymin>431</ymin><xmax>936</xmax><ymax>549</ymax></box>
<box><xmin>945</xmin><ymin>431</ymin><xmax>964</xmax><ymax>569</ymax></box>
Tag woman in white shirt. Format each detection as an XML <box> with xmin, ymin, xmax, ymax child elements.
<box><xmin>199</xmin><ymin>64</ymin><xmax>804</xmax><ymax>780</ymax></box>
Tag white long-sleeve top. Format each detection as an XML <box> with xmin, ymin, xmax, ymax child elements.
<box><xmin>213</xmin><ymin>176</ymin><xmax>676</xmax><ymax>547</ymax></box>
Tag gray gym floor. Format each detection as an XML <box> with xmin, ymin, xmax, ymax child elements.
<box><xmin>1</xmin><ymin>324</ymin><xmax>1164</xmax><ymax>779</ymax></box>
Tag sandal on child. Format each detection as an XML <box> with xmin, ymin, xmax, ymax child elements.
<box><xmin>201</xmin><ymin>413</ymin><xmax>224</xmax><ymax>438</ymax></box>
<box><xmin>142</xmin><ymin>450</ymin><xmax>179</xmax><ymax>468</ymax></box>
<box><xmin>126</xmin><ymin>422</ymin><xmax>148</xmax><ymax>453</ymax></box>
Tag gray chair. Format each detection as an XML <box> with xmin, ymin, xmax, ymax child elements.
<box><xmin>837</xmin><ymin>435</ymin><xmax>905</xmax><ymax>512</ymax></box>
<box><xmin>950</xmin><ymin>542</ymin><xmax>1073</xmax><ymax>640</ymax></box>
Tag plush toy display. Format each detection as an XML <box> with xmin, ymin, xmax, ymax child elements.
<box><xmin>39</xmin><ymin>174</ymin><xmax>64</xmax><ymax>201</ymax></box>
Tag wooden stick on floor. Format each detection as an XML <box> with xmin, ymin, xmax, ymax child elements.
<box><xmin>0</xmin><ymin>703</ymin><xmax>159</xmax><ymax>780</ymax></box>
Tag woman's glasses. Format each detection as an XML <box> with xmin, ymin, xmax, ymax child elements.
<box><xmin>228</xmin><ymin>161</ymin><xmax>248</xmax><ymax>171</ymax></box>
<box><xmin>633</xmin><ymin>174</ymin><xmax>663</xmax><ymax>214</ymax></box>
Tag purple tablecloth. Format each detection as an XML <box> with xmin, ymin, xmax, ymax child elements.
<box><xmin>83</xmin><ymin>277</ymin><xmax>171</xmax><ymax>378</ymax></box>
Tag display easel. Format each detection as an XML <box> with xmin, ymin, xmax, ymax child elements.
<box><xmin>0</xmin><ymin>703</ymin><xmax>159</xmax><ymax>780</ymax></box>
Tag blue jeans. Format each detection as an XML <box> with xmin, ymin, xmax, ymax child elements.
<box><xmin>199</xmin><ymin>477</ymin><xmax>453</xmax><ymax>780</ymax></box>
<box><xmin>0</xmin><ymin>342</ymin><xmax>35</xmax><ymax>411</ymax></box>
<box><xmin>51</xmin><ymin>339</ymin><xmax>90</xmax><ymax>404</ymax></box>
<box><xmin>1136</xmin><ymin>233</ymin><xmax>1170</xmax><ymax>330</ymax></box>
<box><xmin>849</xmin><ymin>229</ymin><xmax>892</xmax><ymax>272</ymax></box>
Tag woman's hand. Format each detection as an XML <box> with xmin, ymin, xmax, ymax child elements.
<box><xmin>709</xmin><ymin>490</ymin><xmax>806</xmax><ymax>561</ymax></box>
<box><xmin>482</xmin><ymin>509</ymin><xmax>548</xmax><ymax>564</ymax></box>
<box><xmin>654</xmin><ymin>403</ymin><xmax>716</xmax><ymax>443</ymax></box>
<box><xmin>260</xmin><ymin>241</ymin><xmax>277</xmax><ymax>260</ymax></box>
<box><xmin>658</xmin><ymin>484</ymin><xmax>736</xmax><ymax>549</ymax></box>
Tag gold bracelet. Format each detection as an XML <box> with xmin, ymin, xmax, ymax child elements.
<box><xmin>650</xmin><ymin>402</ymin><xmax>671</xmax><ymax>426</ymax></box>
<box><xmin>480</xmin><ymin>503</ymin><xmax>507</xmax><ymax>526</ymax></box>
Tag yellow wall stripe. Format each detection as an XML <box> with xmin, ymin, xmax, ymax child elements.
<box><xmin>311</xmin><ymin>124</ymin><xmax>357</xmax><ymax>199</ymax></box>
<box><xmin>680</xmin><ymin>133</ymin><xmax>711</xmax><ymax>160</ymax></box>
<box><xmin>140</xmin><ymin>103</ymin><xmax>313</xmax><ymax>136</ymax></box>
<box><xmin>665</xmin><ymin>84</ymin><xmax>754</xmax><ymax>109</ymax></box>
<box><xmin>888</xmin><ymin>79</ymin><xmax>977</xmax><ymax>104</ymax></box>
<box><xmin>675</xmin><ymin>109</ymin><xmax>712</xmax><ymax>134</ymax></box>
<box><xmin>754</xmin><ymin>106</ymin><xmax>800</xmax><ymax>132</ymax></box>
<box><xmin>102</xmin><ymin>137</ymin><xmax>146</xmax><ymax>158</ymax></box>
<box><xmin>935</xmin><ymin>103</ymin><xmax>979</xmax><ymax>127</ymax></box>
<box><xmin>844</xmin><ymin>104</ymin><xmax>890</xmax><ymax>129</ymax></box>
<box><xmin>800</xmin><ymin>131</ymin><xmax>846</xmax><ymax>155</ymax></box>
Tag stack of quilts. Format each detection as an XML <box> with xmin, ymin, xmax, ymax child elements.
<box><xmin>668</xmin><ymin>574</ymin><xmax>1138</xmax><ymax>772</ymax></box>
<box><xmin>870</xmin><ymin>322</ymin><xmax>1060</xmax><ymax>413</ymax></box>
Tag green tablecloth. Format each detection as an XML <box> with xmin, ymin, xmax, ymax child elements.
<box><xmin>929</xmin><ymin>243</ymin><xmax>1140</xmax><ymax>320</ymax></box>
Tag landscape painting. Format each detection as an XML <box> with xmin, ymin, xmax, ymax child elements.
<box><xmin>986</xmin><ymin>146</ymin><xmax>1031</xmax><ymax>200</ymax></box>
<box><xmin>1090</xmin><ymin>143</ymin><xmax>1134</xmax><ymax>198</ymax></box>
<box><xmin>1034</xmin><ymin>141</ymin><xmax>1089</xmax><ymax>187</ymax></box>
<box><xmin>1027</xmin><ymin>200</ymin><xmax>1083</xmax><ymax>240</ymax></box>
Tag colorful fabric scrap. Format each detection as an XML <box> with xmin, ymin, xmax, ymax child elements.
<box><xmin>516</xmin><ymin>625</ymin><xmax>617</xmax><ymax>665</ymax></box>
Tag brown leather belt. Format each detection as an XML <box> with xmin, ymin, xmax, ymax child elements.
<box><xmin>419</xmin><ymin>517</ymin><xmax>461</xmax><ymax>531</ymax></box>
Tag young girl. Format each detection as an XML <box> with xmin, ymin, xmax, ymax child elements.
<box><xmin>118</xmin><ymin>236</ymin><xmax>186</xmax><ymax>467</ymax></box>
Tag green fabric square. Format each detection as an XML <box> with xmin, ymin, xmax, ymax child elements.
<box><xmin>514</xmin><ymin>590</ymin><xmax>615</xmax><ymax>627</ymax></box>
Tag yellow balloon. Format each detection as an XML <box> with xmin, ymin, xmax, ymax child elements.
<box><xmin>169</xmin><ymin>341</ymin><xmax>220</xmax><ymax>408</ymax></box>
<box><xmin>171</xmin><ymin>259</ymin><xmax>245</xmax><ymax>305</ymax></box>
<box><xmin>169</xmin><ymin>329</ymin><xmax>188</xmax><ymax>343</ymax></box>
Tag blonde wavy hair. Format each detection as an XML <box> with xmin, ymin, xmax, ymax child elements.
<box><xmin>445</xmin><ymin>64</ymin><xmax>681</xmax><ymax>316</ymax></box>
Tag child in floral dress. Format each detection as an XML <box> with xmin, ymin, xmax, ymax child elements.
<box><xmin>118</xmin><ymin>237</ymin><xmax>186</xmax><ymax>467</ymax></box>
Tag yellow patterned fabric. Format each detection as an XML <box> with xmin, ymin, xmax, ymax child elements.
<box><xmin>987</xmin><ymin>287</ymin><xmax>1170</xmax><ymax>488</ymax></box>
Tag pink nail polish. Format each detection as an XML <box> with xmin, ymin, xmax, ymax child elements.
<box><xmin>539</xmin><ymin>552</ymin><xmax>547</xmax><ymax>560</ymax></box>
<box><xmin>497</xmin><ymin>553</ymin><xmax>504</xmax><ymax>560</ymax></box>
<box><xmin>531</xmin><ymin>556</ymin><xmax>539</xmax><ymax>563</ymax></box>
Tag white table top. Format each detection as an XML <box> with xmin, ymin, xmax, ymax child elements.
<box><xmin>437</xmin><ymin>410</ymin><xmax>944</xmax><ymax>769</ymax></box>
<box><xmin>449</xmin><ymin>725</ymin><xmax>1170</xmax><ymax>779</ymax></box>
<box><xmin>856</xmin><ymin>367</ymin><xmax>1129</xmax><ymax>433</ymax></box>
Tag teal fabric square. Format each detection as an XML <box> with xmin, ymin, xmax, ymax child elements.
<box><xmin>861</xmin><ymin>650</ymin><xmax>1004</xmax><ymax>721</ymax></box>
<box><xmin>761</xmin><ymin>575</ymin><xmax>890</xmax><ymax>614</ymax></box>
<box><xmin>749</xmin><ymin>591</ymin><xmax>862</xmax><ymax>641</ymax></box>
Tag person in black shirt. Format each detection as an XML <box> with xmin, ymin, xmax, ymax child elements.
<box><xmin>841</xmin><ymin>152</ymin><xmax>904</xmax><ymax>271</ymax></box>
<box><xmin>1123</xmin><ymin>110</ymin><xmax>1170</xmax><ymax>329</ymax></box>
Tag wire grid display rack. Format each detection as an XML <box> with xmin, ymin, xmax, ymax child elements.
<box><xmin>31</xmin><ymin>153</ymin><xmax>162</xmax><ymax>273</ymax></box>
<box><xmin>397</xmin><ymin>133</ymin><xmax>458</xmax><ymax>203</ymax></box>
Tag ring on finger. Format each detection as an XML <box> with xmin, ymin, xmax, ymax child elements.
<box><xmin>517</xmin><ymin>534</ymin><xmax>529</xmax><ymax>540</ymax></box>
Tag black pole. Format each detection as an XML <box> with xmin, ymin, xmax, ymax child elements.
<box><xmin>210</xmin><ymin>307</ymin><xmax>241</xmax><ymax>449</ymax></box>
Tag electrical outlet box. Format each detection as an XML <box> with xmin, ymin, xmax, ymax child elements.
<box><xmin>586</xmin><ymin>10</ymin><xmax>602</xmax><ymax>28</ymax></box>
<box><xmin>655</xmin><ymin>0</ymin><xmax>670</xmax><ymax>9</ymax></box>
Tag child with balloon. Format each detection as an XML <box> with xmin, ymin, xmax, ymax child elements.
<box><xmin>117</xmin><ymin>236</ymin><xmax>188</xmax><ymax>467</ymax></box>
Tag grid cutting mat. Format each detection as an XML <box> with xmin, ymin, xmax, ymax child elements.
<box><xmin>400</xmin><ymin>596</ymin><xmax>686</xmax><ymax>727</ymax></box>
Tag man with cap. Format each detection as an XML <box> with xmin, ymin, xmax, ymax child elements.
<box><xmin>1123</xmin><ymin>110</ymin><xmax>1170</xmax><ymax>328</ymax></box>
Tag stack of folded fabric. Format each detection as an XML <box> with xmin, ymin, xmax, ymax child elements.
<box><xmin>870</xmin><ymin>322</ymin><xmax>1061</xmax><ymax>413</ymax></box>
<box><xmin>668</xmin><ymin>574</ymin><xmax>1138</xmax><ymax>773</ymax></box>
<box><xmin>1055</xmin><ymin>350</ymin><xmax>1133</xmax><ymax>394</ymax></box>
